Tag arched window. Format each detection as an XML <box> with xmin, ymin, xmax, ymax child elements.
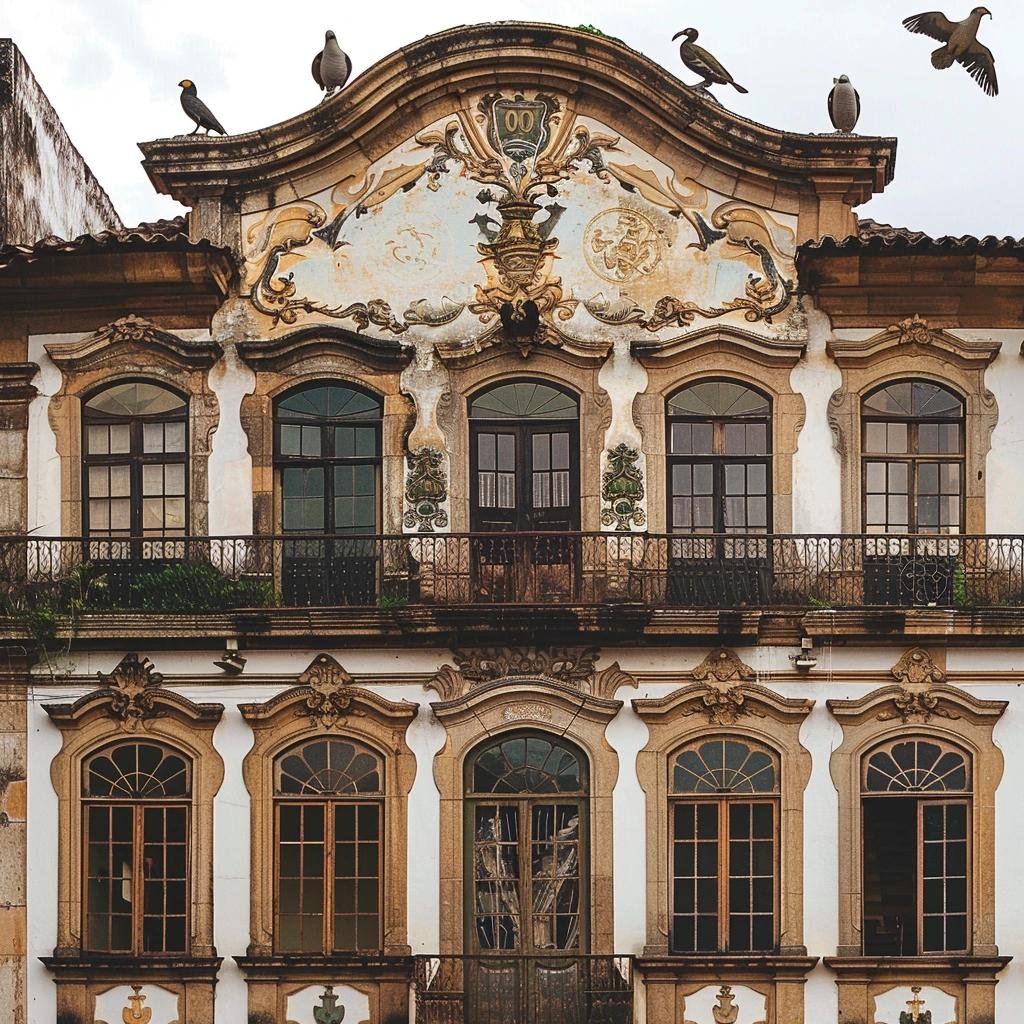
<box><xmin>862</xmin><ymin>381</ymin><xmax>965</xmax><ymax>534</ymax></box>
<box><xmin>861</xmin><ymin>738</ymin><xmax>971</xmax><ymax>954</ymax></box>
<box><xmin>666</xmin><ymin>380</ymin><xmax>771</xmax><ymax>535</ymax></box>
<box><xmin>82</xmin><ymin>741</ymin><xmax>191</xmax><ymax>954</ymax></box>
<box><xmin>274</xmin><ymin>737</ymin><xmax>384</xmax><ymax>953</ymax></box>
<box><xmin>275</xmin><ymin>383</ymin><xmax>383</xmax><ymax>604</ymax></box>
<box><xmin>82</xmin><ymin>381</ymin><xmax>188</xmax><ymax>537</ymax></box>
<box><xmin>469</xmin><ymin>381</ymin><xmax>579</xmax><ymax>532</ymax></box>
<box><xmin>669</xmin><ymin>737</ymin><xmax>779</xmax><ymax>953</ymax></box>
<box><xmin>466</xmin><ymin>732</ymin><xmax>587</xmax><ymax>953</ymax></box>
<box><xmin>275</xmin><ymin>382</ymin><xmax>382</xmax><ymax>536</ymax></box>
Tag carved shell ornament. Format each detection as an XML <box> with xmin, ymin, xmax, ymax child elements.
<box><xmin>297</xmin><ymin>654</ymin><xmax>361</xmax><ymax>729</ymax></box>
<box><xmin>99</xmin><ymin>654</ymin><xmax>165</xmax><ymax>732</ymax></box>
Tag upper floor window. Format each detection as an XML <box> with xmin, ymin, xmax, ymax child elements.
<box><xmin>862</xmin><ymin>738</ymin><xmax>970</xmax><ymax>955</ymax></box>
<box><xmin>83</xmin><ymin>741</ymin><xmax>191</xmax><ymax>954</ymax></box>
<box><xmin>862</xmin><ymin>381</ymin><xmax>965</xmax><ymax>534</ymax></box>
<box><xmin>669</xmin><ymin>737</ymin><xmax>779</xmax><ymax>953</ymax></box>
<box><xmin>274</xmin><ymin>737</ymin><xmax>384</xmax><ymax>953</ymax></box>
<box><xmin>83</xmin><ymin>382</ymin><xmax>187</xmax><ymax>538</ymax></box>
<box><xmin>275</xmin><ymin>382</ymin><xmax>382</xmax><ymax>535</ymax></box>
<box><xmin>667</xmin><ymin>381</ymin><xmax>771</xmax><ymax>535</ymax></box>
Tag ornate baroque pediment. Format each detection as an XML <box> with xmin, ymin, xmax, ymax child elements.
<box><xmin>826</xmin><ymin>314</ymin><xmax>1001</xmax><ymax>369</ymax></box>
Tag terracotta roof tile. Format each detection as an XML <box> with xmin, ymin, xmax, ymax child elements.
<box><xmin>800</xmin><ymin>217</ymin><xmax>1024</xmax><ymax>255</ymax></box>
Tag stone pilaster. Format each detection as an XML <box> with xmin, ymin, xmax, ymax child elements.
<box><xmin>0</xmin><ymin>363</ymin><xmax>38</xmax><ymax>533</ymax></box>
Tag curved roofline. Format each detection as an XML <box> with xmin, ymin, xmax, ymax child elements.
<box><xmin>140</xmin><ymin>21</ymin><xmax>896</xmax><ymax>208</ymax></box>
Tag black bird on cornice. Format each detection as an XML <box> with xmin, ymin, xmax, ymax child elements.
<box><xmin>672</xmin><ymin>28</ymin><xmax>749</xmax><ymax>94</ymax></box>
<box><xmin>177</xmin><ymin>80</ymin><xmax>227</xmax><ymax>135</ymax></box>
<box><xmin>902</xmin><ymin>7</ymin><xmax>998</xmax><ymax>96</ymax></box>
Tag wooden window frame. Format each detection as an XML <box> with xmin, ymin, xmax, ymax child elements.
<box><xmin>82</xmin><ymin>799</ymin><xmax>192</xmax><ymax>956</ymax></box>
<box><xmin>665</xmin><ymin>379</ymin><xmax>773</xmax><ymax>536</ymax></box>
<box><xmin>668</xmin><ymin>794</ymin><xmax>779</xmax><ymax>954</ymax></box>
<box><xmin>860</xmin><ymin>380</ymin><xmax>966</xmax><ymax>535</ymax></box>
<box><xmin>81</xmin><ymin>379</ymin><xmax>190</xmax><ymax>540</ymax></box>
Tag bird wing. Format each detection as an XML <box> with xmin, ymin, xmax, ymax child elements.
<box><xmin>827</xmin><ymin>85</ymin><xmax>837</xmax><ymax>126</ymax></box>
<box><xmin>957</xmin><ymin>41</ymin><xmax>998</xmax><ymax>96</ymax></box>
<box><xmin>683</xmin><ymin>43</ymin><xmax>734</xmax><ymax>84</ymax></box>
<box><xmin>854</xmin><ymin>87</ymin><xmax>861</xmax><ymax>122</ymax></box>
<box><xmin>902</xmin><ymin>11</ymin><xmax>956</xmax><ymax>42</ymax></box>
<box><xmin>312</xmin><ymin>51</ymin><xmax>324</xmax><ymax>89</ymax></box>
<box><xmin>183</xmin><ymin>93</ymin><xmax>226</xmax><ymax>134</ymax></box>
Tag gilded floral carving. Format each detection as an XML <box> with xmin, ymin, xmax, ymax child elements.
<box><xmin>296</xmin><ymin>654</ymin><xmax>360</xmax><ymax>729</ymax></box>
<box><xmin>99</xmin><ymin>654</ymin><xmax>165</xmax><ymax>732</ymax></box>
<box><xmin>403</xmin><ymin>446</ymin><xmax>449</xmax><ymax>532</ymax></box>
<box><xmin>601</xmin><ymin>443</ymin><xmax>646</xmax><ymax>532</ymax></box>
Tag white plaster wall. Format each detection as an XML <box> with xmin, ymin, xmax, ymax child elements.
<box><xmin>24</xmin><ymin>646</ymin><xmax>1024</xmax><ymax>1022</ymax></box>
<box><xmin>26</xmin><ymin>335</ymin><xmax>68</xmax><ymax>536</ymax></box>
<box><xmin>206</xmin><ymin>345</ymin><xmax>255</xmax><ymax>537</ymax></box>
<box><xmin>979</xmin><ymin>330</ymin><xmax>1024</xmax><ymax>534</ymax></box>
<box><xmin>790</xmin><ymin>305</ymin><xmax>843</xmax><ymax>534</ymax></box>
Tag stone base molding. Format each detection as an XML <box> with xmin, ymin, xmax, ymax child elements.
<box><xmin>823</xmin><ymin>955</ymin><xmax>1011</xmax><ymax>1024</ymax></box>
<box><xmin>234</xmin><ymin>955</ymin><xmax>413</xmax><ymax>1024</ymax></box>
<box><xmin>40</xmin><ymin>955</ymin><xmax>221</xmax><ymax>1024</ymax></box>
<box><xmin>636</xmin><ymin>955</ymin><xmax>818</xmax><ymax>1024</ymax></box>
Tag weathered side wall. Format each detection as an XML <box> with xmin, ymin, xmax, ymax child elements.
<box><xmin>0</xmin><ymin>39</ymin><xmax>120</xmax><ymax>247</ymax></box>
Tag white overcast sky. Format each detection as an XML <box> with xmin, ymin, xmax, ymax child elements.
<box><xmin>5</xmin><ymin>0</ymin><xmax>1023</xmax><ymax>236</ymax></box>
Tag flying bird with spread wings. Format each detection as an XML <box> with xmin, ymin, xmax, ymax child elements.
<box><xmin>178</xmin><ymin>80</ymin><xmax>227</xmax><ymax>135</ymax></box>
<box><xmin>672</xmin><ymin>28</ymin><xmax>749</xmax><ymax>95</ymax></box>
<box><xmin>312</xmin><ymin>30</ymin><xmax>353</xmax><ymax>101</ymax></box>
<box><xmin>902</xmin><ymin>7</ymin><xmax>998</xmax><ymax>96</ymax></box>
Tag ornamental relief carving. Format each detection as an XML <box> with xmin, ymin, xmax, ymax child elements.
<box><xmin>99</xmin><ymin>654</ymin><xmax>165</xmax><ymax>732</ymax></box>
<box><xmin>600</xmin><ymin>443</ymin><xmax>646</xmax><ymax>532</ymax></box>
<box><xmin>296</xmin><ymin>654</ymin><xmax>362</xmax><ymax>729</ymax></box>
<box><xmin>691</xmin><ymin>647</ymin><xmax>756</xmax><ymax>685</ymax></box>
<box><xmin>241</xmin><ymin>91</ymin><xmax>798</xmax><ymax>354</ymax></box>
<box><xmin>403</xmin><ymin>446</ymin><xmax>449</xmax><ymax>532</ymax></box>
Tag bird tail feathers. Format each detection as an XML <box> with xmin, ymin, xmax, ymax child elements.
<box><xmin>731</xmin><ymin>81</ymin><xmax>749</xmax><ymax>94</ymax></box>
<box><xmin>931</xmin><ymin>46</ymin><xmax>955</xmax><ymax>69</ymax></box>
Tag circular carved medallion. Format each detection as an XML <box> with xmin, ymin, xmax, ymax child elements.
<box><xmin>583</xmin><ymin>207</ymin><xmax>664</xmax><ymax>282</ymax></box>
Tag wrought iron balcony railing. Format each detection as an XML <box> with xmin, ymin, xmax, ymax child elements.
<box><xmin>2</xmin><ymin>532</ymin><xmax>1024</xmax><ymax>613</ymax></box>
<box><xmin>413</xmin><ymin>954</ymin><xmax>633</xmax><ymax>1024</ymax></box>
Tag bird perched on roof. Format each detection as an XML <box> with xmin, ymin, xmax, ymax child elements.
<box><xmin>828</xmin><ymin>75</ymin><xmax>861</xmax><ymax>132</ymax></box>
<box><xmin>902</xmin><ymin>7</ymin><xmax>998</xmax><ymax>96</ymax></box>
<box><xmin>672</xmin><ymin>28</ymin><xmax>748</xmax><ymax>95</ymax></box>
<box><xmin>312</xmin><ymin>31</ymin><xmax>353</xmax><ymax>101</ymax></box>
<box><xmin>177</xmin><ymin>80</ymin><xmax>227</xmax><ymax>135</ymax></box>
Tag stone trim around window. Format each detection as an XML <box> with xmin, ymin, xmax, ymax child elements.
<box><xmin>826</xmin><ymin>648</ymin><xmax>1008</xmax><ymax>1024</ymax></box>
<box><xmin>239</xmin><ymin>656</ymin><xmax>418</xmax><ymax>960</ymax></box>
<box><xmin>42</xmin><ymin>657</ymin><xmax>224</xmax><ymax>1024</ymax></box>
<box><xmin>632</xmin><ymin>327</ymin><xmax>807</xmax><ymax>535</ymax></box>
<box><xmin>236</xmin><ymin>342</ymin><xmax>413</xmax><ymax>536</ymax></box>
<box><xmin>826</xmin><ymin>317</ymin><xmax>1001</xmax><ymax>534</ymax></box>
<box><xmin>430</xmin><ymin>676</ymin><xmax>622</xmax><ymax>955</ymax></box>
<box><xmin>45</xmin><ymin>315</ymin><xmax>222</xmax><ymax>536</ymax></box>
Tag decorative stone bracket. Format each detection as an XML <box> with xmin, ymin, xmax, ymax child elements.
<box><xmin>403</xmin><ymin>445</ymin><xmax>450</xmax><ymax>533</ymax></box>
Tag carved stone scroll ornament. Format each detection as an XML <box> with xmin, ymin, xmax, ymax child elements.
<box><xmin>313</xmin><ymin>985</ymin><xmax>345</xmax><ymax>1024</ymax></box>
<box><xmin>691</xmin><ymin>648</ymin><xmax>756</xmax><ymax>685</ymax></box>
<box><xmin>403</xmin><ymin>446</ymin><xmax>449</xmax><ymax>532</ymax></box>
<box><xmin>99</xmin><ymin>654</ymin><xmax>165</xmax><ymax>732</ymax></box>
<box><xmin>889</xmin><ymin>313</ymin><xmax>934</xmax><ymax>346</ymax></box>
<box><xmin>678</xmin><ymin>685</ymin><xmax>767</xmax><ymax>727</ymax></box>
<box><xmin>453</xmin><ymin>646</ymin><xmax>600</xmax><ymax>689</ymax></box>
<box><xmin>297</xmin><ymin>654</ymin><xmax>360</xmax><ymax>729</ymax></box>
<box><xmin>876</xmin><ymin>689</ymin><xmax>961</xmax><ymax>725</ymax></box>
<box><xmin>600</xmin><ymin>443</ymin><xmax>646</xmax><ymax>532</ymax></box>
<box><xmin>891</xmin><ymin>647</ymin><xmax>945</xmax><ymax>687</ymax></box>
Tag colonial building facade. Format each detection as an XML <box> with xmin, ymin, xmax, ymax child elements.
<box><xmin>3</xmin><ymin>22</ymin><xmax>1024</xmax><ymax>1024</ymax></box>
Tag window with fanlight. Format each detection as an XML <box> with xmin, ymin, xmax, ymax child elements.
<box><xmin>862</xmin><ymin>380</ymin><xmax>965</xmax><ymax>534</ymax></box>
<box><xmin>82</xmin><ymin>381</ymin><xmax>188</xmax><ymax>538</ymax></box>
<box><xmin>274</xmin><ymin>737</ymin><xmax>384</xmax><ymax>954</ymax></box>
<box><xmin>861</xmin><ymin>738</ymin><xmax>971</xmax><ymax>955</ymax></box>
<box><xmin>82</xmin><ymin>741</ymin><xmax>192</xmax><ymax>955</ymax></box>
<box><xmin>669</xmin><ymin>737</ymin><xmax>779</xmax><ymax>954</ymax></box>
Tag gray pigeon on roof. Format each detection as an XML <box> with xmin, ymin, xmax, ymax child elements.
<box><xmin>903</xmin><ymin>7</ymin><xmax>998</xmax><ymax>96</ymax></box>
<box><xmin>312</xmin><ymin>31</ymin><xmax>353</xmax><ymax>101</ymax></box>
<box><xmin>177</xmin><ymin>80</ymin><xmax>226</xmax><ymax>135</ymax></box>
<box><xmin>828</xmin><ymin>75</ymin><xmax>861</xmax><ymax>132</ymax></box>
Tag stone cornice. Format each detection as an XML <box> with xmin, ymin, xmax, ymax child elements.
<box><xmin>0</xmin><ymin>363</ymin><xmax>39</xmax><ymax>403</ymax></box>
<box><xmin>827</xmin><ymin>681</ymin><xmax>1006</xmax><ymax>726</ymax></box>
<box><xmin>236</xmin><ymin>324</ymin><xmax>413</xmax><ymax>372</ymax></box>
<box><xmin>632</xmin><ymin>324</ymin><xmax>806</xmax><ymax>368</ymax></box>
<box><xmin>140</xmin><ymin>23</ymin><xmax>895</xmax><ymax>209</ymax></box>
